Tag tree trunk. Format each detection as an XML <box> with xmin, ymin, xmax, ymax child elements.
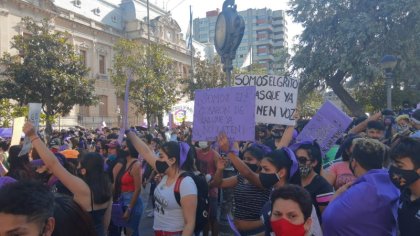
<box><xmin>326</xmin><ymin>71</ymin><xmax>365</xmax><ymax>117</ymax></box>
<box><xmin>45</xmin><ymin>114</ymin><xmax>53</xmax><ymax>143</ymax></box>
<box><xmin>157</xmin><ymin>112</ymin><xmax>163</xmax><ymax>130</ymax></box>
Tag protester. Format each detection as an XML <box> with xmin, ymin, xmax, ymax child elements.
<box><xmin>196</xmin><ymin>141</ymin><xmax>220</xmax><ymax>236</ymax></box>
<box><xmin>217</xmin><ymin>133</ymin><xmax>322</xmax><ymax>236</ymax></box>
<box><xmin>389</xmin><ymin>137</ymin><xmax>420</xmax><ymax>236</ymax></box>
<box><xmin>0</xmin><ymin>139</ymin><xmax>9</xmax><ymax>169</ymax></box>
<box><xmin>0</xmin><ymin>181</ymin><xmax>55</xmax><ymax>236</ymax></box>
<box><xmin>112</xmin><ymin>139</ymin><xmax>143</xmax><ymax>236</ymax></box>
<box><xmin>410</xmin><ymin>109</ymin><xmax>420</xmax><ymax>138</ymax></box>
<box><xmin>52</xmin><ymin>193</ymin><xmax>97</xmax><ymax>236</ymax></box>
<box><xmin>126</xmin><ymin>130</ymin><xmax>197</xmax><ymax>236</ymax></box>
<box><xmin>322</xmin><ymin>135</ymin><xmax>358</xmax><ymax>190</ymax></box>
<box><xmin>322</xmin><ymin>138</ymin><xmax>399</xmax><ymax>235</ymax></box>
<box><xmin>291</xmin><ymin>141</ymin><xmax>333</xmax><ymax>219</ymax></box>
<box><xmin>270</xmin><ymin>185</ymin><xmax>313</xmax><ymax>236</ymax></box>
<box><xmin>6</xmin><ymin>145</ymin><xmax>35</xmax><ymax>181</ymax></box>
<box><xmin>23</xmin><ymin>122</ymin><xmax>112</xmax><ymax>236</ymax></box>
<box><xmin>211</xmin><ymin>144</ymin><xmax>271</xmax><ymax>235</ymax></box>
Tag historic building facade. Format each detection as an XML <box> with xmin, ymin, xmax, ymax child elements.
<box><xmin>0</xmin><ymin>0</ymin><xmax>191</xmax><ymax>128</ymax></box>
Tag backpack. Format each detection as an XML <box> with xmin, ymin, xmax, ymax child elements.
<box><xmin>174</xmin><ymin>172</ymin><xmax>209</xmax><ymax>234</ymax></box>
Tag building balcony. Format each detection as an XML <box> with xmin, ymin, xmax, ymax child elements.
<box><xmin>255</xmin><ymin>38</ymin><xmax>273</xmax><ymax>45</ymax></box>
<box><xmin>273</xmin><ymin>40</ymin><xmax>285</xmax><ymax>48</ymax></box>
<box><xmin>255</xmin><ymin>54</ymin><xmax>275</xmax><ymax>61</ymax></box>
<box><xmin>273</xmin><ymin>19</ymin><xmax>284</xmax><ymax>26</ymax></box>
<box><xmin>96</xmin><ymin>74</ymin><xmax>109</xmax><ymax>80</ymax></box>
<box><xmin>255</xmin><ymin>23</ymin><xmax>273</xmax><ymax>32</ymax></box>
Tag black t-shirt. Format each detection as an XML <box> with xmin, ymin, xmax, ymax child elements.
<box><xmin>398</xmin><ymin>189</ymin><xmax>420</xmax><ymax>236</ymax></box>
<box><xmin>304</xmin><ymin>174</ymin><xmax>334</xmax><ymax>221</ymax></box>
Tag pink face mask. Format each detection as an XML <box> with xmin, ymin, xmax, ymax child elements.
<box><xmin>271</xmin><ymin>218</ymin><xmax>305</xmax><ymax>236</ymax></box>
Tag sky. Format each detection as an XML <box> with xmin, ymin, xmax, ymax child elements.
<box><xmin>158</xmin><ymin>0</ymin><xmax>303</xmax><ymax>46</ymax></box>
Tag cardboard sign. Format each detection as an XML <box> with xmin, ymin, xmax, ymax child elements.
<box><xmin>171</xmin><ymin>101</ymin><xmax>194</xmax><ymax>126</ymax></box>
<box><xmin>296</xmin><ymin>101</ymin><xmax>352</xmax><ymax>155</ymax></box>
<box><xmin>19</xmin><ymin>103</ymin><xmax>42</xmax><ymax>156</ymax></box>
<box><xmin>11</xmin><ymin>117</ymin><xmax>25</xmax><ymax>146</ymax></box>
<box><xmin>234</xmin><ymin>74</ymin><xmax>299</xmax><ymax>125</ymax></box>
<box><xmin>193</xmin><ymin>86</ymin><xmax>256</xmax><ymax>141</ymax></box>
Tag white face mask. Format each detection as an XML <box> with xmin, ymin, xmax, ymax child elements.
<box><xmin>198</xmin><ymin>141</ymin><xmax>209</xmax><ymax>149</ymax></box>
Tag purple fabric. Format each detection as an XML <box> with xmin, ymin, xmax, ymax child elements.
<box><xmin>250</xmin><ymin>143</ymin><xmax>272</xmax><ymax>155</ymax></box>
<box><xmin>179</xmin><ymin>142</ymin><xmax>190</xmax><ymax>168</ymax></box>
<box><xmin>227</xmin><ymin>214</ymin><xmax>241</xmax><ymax>236</ymax></box>
<box><xmin>282</xmin><ymin>147</ymin><xmax>299</xmax><ymax>180</ymax></box>
<box><xmin>0</xmin><ymin>176</ymin><xmax>17</xmax><ymax>189</ymax></box>
<box><xmin>30</xmin><ymin>159</ymin><xmax>45</xmax><ymax>167</ymax></box>
<box><xmin>322</xmin><ymin>169</ymin><xmax>399</xmax><ymax>236</ymax></box>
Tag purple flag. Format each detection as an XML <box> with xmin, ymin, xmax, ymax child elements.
<box><xmin>227</xmin><ymin>214</ymin><xmax>241</xmax><ymax>236</ymax></box>
<box><xmin>296</xmin><ymin>101</ymin><xmax>352</xmax><ymax>155</ymax></box>
<box><xmin>193</xmin><ymin>86</ymin><xmax>256</xmax><ymax>141</ymax></box>
<box><xmin>118</xmin><ymin>73</ymin><xmax>132</xmax><ymax>144</ymax></box>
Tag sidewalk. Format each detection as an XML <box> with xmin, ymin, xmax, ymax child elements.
<box><xmin>139</xmin><ymin>183</ymin><xmax>154</xmax><ymax>236</ymax></box>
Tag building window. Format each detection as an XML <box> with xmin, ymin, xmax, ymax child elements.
<box><xmin>99</xmin><ymin>95</ymin><xmax>108</xmax><ymax>117</ymax></box>
<box><xmin>80</xmin><ymin>50</ymin><xmax>87</xmax><ymax>66</ymax></box>
<box><xmin>99</xmin><ymin>55</ymin><xmax>105</xmax><ymax>74</ymax></box>
<box><xmin>74</xmin><ymin>0</ymin><xmax>82</xmax><ymax>8</ymax></box>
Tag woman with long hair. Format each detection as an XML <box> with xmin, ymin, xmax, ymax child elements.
<box><xmin>23</xmin><ymin>122</ymin><xmax>112</xmax><ymax>236</ymax></box>
<box><xmin>6</xmin><ymin>145</ymin><xmax>34</xmax><ymax>181</ymax></box>
<box><xmin>126</xmin><ymin>130</ymin><xmax>197</xmax><ymax>236</ymax></box>
<box><xmin>112</xmin><ymin>139</ymin><xmax>143</xmax><ymax>236</ymax></box>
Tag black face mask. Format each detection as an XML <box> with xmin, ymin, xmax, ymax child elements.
<box><xmin>155</xmin><ymin>160</ymin><xmax>169</xmax><ymax>174</ymax></box>
<box><xmin>259</xmin><ymin>173</ymin><xmax>280</xmax><ymax>189</ymax></box>
<box><xmin>388</xmin><ymin>165</ymin><xmax>420</xmax><ymax>190</ymax></box>
<box><xmin>271</xmin><ymin>131</ymin><xmax>284</xmax><ymax>139</ymax></box>
<box><xmin>246</xmin><ymin>163</ymin><xmax>259</xmax><ymax>172</ymax></box>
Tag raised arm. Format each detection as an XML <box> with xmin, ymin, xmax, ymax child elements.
<box><xmin>23</xmin><ymin>122</ymin><xmax>91</xmax><ymax>210</ymax></box>
<box><xmin>276</xmin><ymin>125</ymin><xmax>295</xmax><ymax>149</ymax></box>
<box><xmin>348</xmin><ymin>111</ymin><xmax>382</xmax><ymax>134</ymax></box>
<box><xmin>126</xmin><ymin>131</ymin><xmax>157</xmax><ymax>170</ymax></box>
<box><xmin>209</xmin><ymin>156</ymin><xmax>238</xmax><ymax>188</ymax></box>
<box><xmin>218</xmin><ymin>134</ymin><xmax>265</xmax><ymax>189</ymax></box>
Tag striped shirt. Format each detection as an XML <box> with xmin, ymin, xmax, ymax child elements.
<box><xmin>233</xmin><ymin>175</ymin><xmax>271</xmax><ymax>220</ymax></box>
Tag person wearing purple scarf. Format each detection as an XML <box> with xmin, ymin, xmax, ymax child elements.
<box><xmin>126</xmin><ymin>131</ymin><xmax>197</xmax><ymax>236</ymax></box>
<box><xmin>322</xmin><ymin>138</ymin><xmax>399</xmax><ymax>236</ymax></box>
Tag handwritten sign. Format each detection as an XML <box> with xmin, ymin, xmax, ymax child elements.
<box><xmin>296</xmin><ymin>101</ymin><xmax>352</xmax><ymax>155</ymax></box>
<box><xmin>193</xmin><ymin>86</ymin><xmax>256</xmax><ymax>141</ymax></box>
<box><xmin>19</xmin><ymin>103</ymin><xmax>42</xmax><ymax>156</ymax></box>
<box><xmin>234</xmin><ymin>74</ymin><xmax>299</xmax><ymax>125</ymax></box>
<box><xmin>171</xmin><ymin>101</ymin><xmax>194</xmax><ymax>125</ymax></box>
<box><xmin>11</xmin><ymin>117</ymin><xmax>25</xmax><ymax>146</ymax></box>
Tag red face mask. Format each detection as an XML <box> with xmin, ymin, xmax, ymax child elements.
<box><xmin>271</xmin><ymin>218</ymin><xmax>305</xmax><ymax>236</ymax></box>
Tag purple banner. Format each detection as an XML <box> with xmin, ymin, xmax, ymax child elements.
<box><xmin>296</xmin><ymin>101</ymin><xmax>352</xmax><ymax>155</ymax></box>
<box><xmin>193</xmin><ymin>86</ymin><xmax>256</xmax><ymax>141</ymax></box>
<box><xmin>118</xmin><ymin>73</ymin><xmax>132</xmax><ymax>144</ymax></box>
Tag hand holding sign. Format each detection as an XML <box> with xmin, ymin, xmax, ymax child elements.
<box><xmin>22</xmin><ymin>122</ymin><xmax>37</xmax><ymax>140</ymax></box>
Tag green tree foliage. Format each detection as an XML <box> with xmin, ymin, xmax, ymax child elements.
<box><xmin>110</xmin><ymin>39</ymin><xmax>179</xmax><ymax>128</ymax></box>
<box><xmin>0</xmin><ymin>17</ymin><xmax>96</xmax><ymax>136</ymax></box>
<box><xmin>0</xmin><ymin>99</ymin><xmax>28</xmax><ymax>127</ymax></box>
<box><xmin>182</xmin><ymin>56</ymin><xmax>226</xmax><ymax>100</ymax></box>
<box><xmin>297</xmin><ymin>90</ymin><xmax>324</xmax><ymax>118</ymax></box>
<box><xmin>289</xmin><ymin>0</ymin><xmax>420</xmax><ymax>115</ymax></box>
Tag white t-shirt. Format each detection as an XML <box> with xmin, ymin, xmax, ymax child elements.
<box><xmin>153</xmin><ymin>175</ymin><xmax>197</xmax><ymax>232</ymax></box>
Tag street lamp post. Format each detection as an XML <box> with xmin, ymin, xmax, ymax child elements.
<box><xmin>214</xmin><ymin>1</ymin><xmax>245</xmax><ymax>235</ymax></box>
<box><xmin>380</xmin><ymin>55</ymin><xmax>398</xmax><ymax>110</ymax></box>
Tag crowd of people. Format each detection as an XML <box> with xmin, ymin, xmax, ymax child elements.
<box><xmin>0</xmin><ymin>104</ymin><xmax>419</xmax><ymax>236</ymax></box>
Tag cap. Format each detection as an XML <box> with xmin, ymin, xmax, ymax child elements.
<box><xmin>60</xmin><ymin>149</ymin><xmax>80</xmax><ymax>159</ymax></box>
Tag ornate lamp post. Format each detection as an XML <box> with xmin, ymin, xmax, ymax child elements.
<box><xmin>214</xmin><ymin>1</ymin><xmax>245</xmax><ymax>234</ymax></box>
<box><xmin>214</xmin><ymin>0</ymin><xmax>245</xmax><ymax>86</ymax></box>
<box><xmin>380</xmin><ymin>55</ymin><xmax>398</xmax><ymax>109</ymax></box>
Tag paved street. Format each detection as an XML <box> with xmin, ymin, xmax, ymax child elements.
<box><xmin>139</xmin><ymin>184</ymin><xmax>154</xmax><ymax>236</ymax></box>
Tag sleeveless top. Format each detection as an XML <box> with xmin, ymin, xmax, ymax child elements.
<box><xmin>233</xmin><ymin>175</ymin><xmax>270</xmax><ymax>220</ymax></box>
<box><xmin>89</xmin><ymin>191</ymin><xmax>107</xmax><ymax>236</ymax></box>
<box><xmin>121</xmin><ymin>160</ymin><xmax>138</xmax><ymax>192</ymax></box>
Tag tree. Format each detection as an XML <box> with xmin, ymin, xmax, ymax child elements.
<box><xmin>110</xmin><ymin>39</ymin><xmax>180</xmax><ymax>128</ymax></box>
<box><xmin>182</xmin><ymin>56</ymin><xmax>226</xmax><ymax>100</ymax></box>
<box><xmin>289</xmin><ymin>0</ymin><xmax>420</xmax><ymax>116</ymax></box>
<box><xmin>0</xmin><ymin>17</ymin><xmax>97</xmax><ymax>137</ymax></box>
<box><xmin>0</xmin><ymin>99</ymin><xmax>28</xmax><ymax>127</ymax></box>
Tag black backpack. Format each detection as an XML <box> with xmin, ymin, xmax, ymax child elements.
<box><xmin>174</xmin><ymin>172</ymin><xmax>209</xmax><ymax>234</ymax></box>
